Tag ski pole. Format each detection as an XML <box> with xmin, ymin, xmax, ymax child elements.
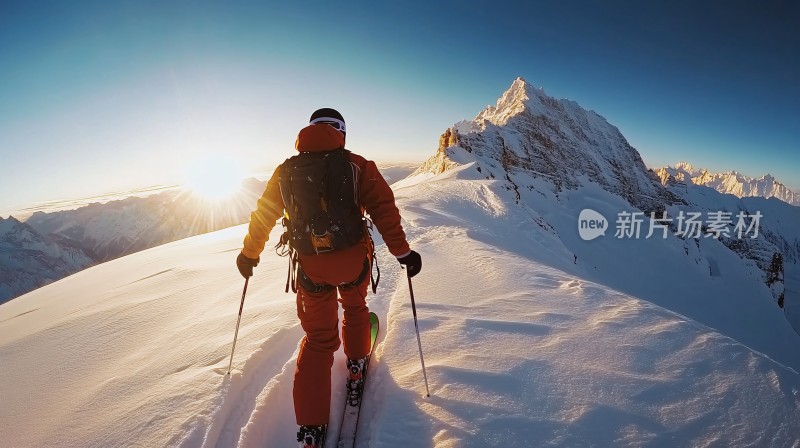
<box><xmin>406</xmin><ymin>273</ymin><xmax>431</xmax><ymax>397</ymax></box>
<box><xmin>226</xmin><ymin>277</ymin><xmax>250</xmax><ymax>375</ymax></box>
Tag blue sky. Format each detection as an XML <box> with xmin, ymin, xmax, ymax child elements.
<box><xmin>1</xmin><ymin>1</ymin><xmax>798</xmax><ymax>216</ymax></box>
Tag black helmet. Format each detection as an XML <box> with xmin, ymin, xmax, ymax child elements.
<box><xmin>309</xmin><ymin>108</ymin><xmax>346</xmax><ymax>135</ymax></box>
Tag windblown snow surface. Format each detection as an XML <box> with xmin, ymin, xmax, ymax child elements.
<box><xmin>1</xmin><ymin>162</ymin><xmax>799</xmax><ymax>447</ymax></box>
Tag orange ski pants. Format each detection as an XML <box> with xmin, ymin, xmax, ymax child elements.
<box><xmin>293</xmin><ymin>243</ymin><xmax>372</xmax><ymax>425</ymax></box>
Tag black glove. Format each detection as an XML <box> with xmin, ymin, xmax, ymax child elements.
<box><xmin>397</xmin><ymin>250</ymin><xmax>422</xmax><ymax>278</ymax></box>
<box><xmin>236</xmin><ymin>252</ymin><xmax>259</xmax><ymax>278</ymax></box>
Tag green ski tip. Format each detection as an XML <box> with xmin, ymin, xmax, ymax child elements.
<box><xmin>369</xmin><ymin>312</ymin><xmax>379</xmax><ymax>348</ymax></box>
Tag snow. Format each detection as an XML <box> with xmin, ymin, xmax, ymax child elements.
<box><xmin>2</xmin><ymin>161</ymin><xmax>799</xmax><ymax>447</ymax></box>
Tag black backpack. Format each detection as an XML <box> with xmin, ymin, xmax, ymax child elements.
<box><xmin>278</xmin><ymin>148</ymin><xmax>365</xmax><ymax>255</ymax></box>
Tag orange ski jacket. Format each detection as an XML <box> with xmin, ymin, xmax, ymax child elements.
<box><xmin>242</xmin><ymin>123</ymin><xmax>411</xmax><ymax>261</ymax></box>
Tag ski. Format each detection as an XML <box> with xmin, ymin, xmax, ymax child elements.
<box><xmin>335</xmin><ymin>312</ymin><xmax>379</xmax><ymax>448</ymax></box>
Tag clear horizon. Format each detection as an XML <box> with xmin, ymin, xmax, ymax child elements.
<box><xmin>1</xmin><ymin>1</ymin><xmax>798</xmax><ymax>216</ymax></box>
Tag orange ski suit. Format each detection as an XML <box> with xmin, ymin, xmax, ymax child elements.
<box><xmin>241</xmin><ymin>123</ymin><xmax>410</xmax><ymax>425</ymax></box>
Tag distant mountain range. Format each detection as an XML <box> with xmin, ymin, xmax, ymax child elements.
<box><xmin>0</xmin><ymin>216</ymin><xmax>94</xmax><ymax>302</ymax></box>
<box><xmin>1</xmin><ymin>181</ymin><xmax>264</xmax><ymax>303</ymax></box>
<box><xmin>23</xmin><ymin>179</ymin><xmax>267</xmax><ymax>262</ymax></box>
<box><xmin>655</xmin><ymin>162</ymin><xmax>800</xmax><ymax>206</ymax></box>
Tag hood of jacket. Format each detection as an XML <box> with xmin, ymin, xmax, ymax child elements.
<box><xmin>295</xmin><ymin>124</ymin><xmax>345</xmax><ymax>152</ymax></box>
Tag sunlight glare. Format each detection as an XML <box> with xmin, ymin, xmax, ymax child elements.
<box><xmin>184</xmin><ymin>154</ymin><xmax>247</xmax><ymax>201</ymax></box>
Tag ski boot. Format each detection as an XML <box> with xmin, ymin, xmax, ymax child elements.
<box><xmin>297</xmin><ymin>424</ymin><xmax>326</xmax><ymax>448</ymax></box>
<box><xmin>346</xmin><ymin>357</ymin><xmax>367</xmax><ymax>406</ymax></box>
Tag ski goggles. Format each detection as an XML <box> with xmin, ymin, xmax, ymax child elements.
<box><xmin>310</xmin><ymin>117</ymin><xmax>346</xmax><ymax>134</ymax></box>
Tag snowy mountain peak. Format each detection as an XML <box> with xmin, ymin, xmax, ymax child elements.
<box><xmin>474</xmin><ymin>77</ymin><xmax>540</xmax><ymax>126</ymax></box>
<box><xmin>0</xmin><ymin>216</ymin><xmax>20</xmax><ymax>235</ymax></box>
<box><xmin>0</xmin><ymin>215</ymin><xmax>21</xmax><ymax>225</ymax></box>
<box><xmin>419</xmin><ymin>77</ymin><xmax>678</xmax><ymax>213</ymax></box>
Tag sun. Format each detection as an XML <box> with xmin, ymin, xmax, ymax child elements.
<box><xmin>184</xmin><ymin>154</ymin><xmax>247</xmax><ymax>201</ymax></box>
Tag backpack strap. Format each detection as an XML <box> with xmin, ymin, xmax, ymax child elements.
<box><xmin>297</xmin><ymin>257</ymin><xmax>371</xmax><ymax>293</ymax></box>
<box><xmin>287</xmin><ymin>250</ymin><xmax>298</xmax><ymax>294</ymax></box>
<box><xmin>370</xmin><ymin>254</ymin><xmax>380</xmax><ymax>294</ymax></box>
<box><xmin>366</xmin><ymin>218</ymin><xmax>380</xmax><ymax>294</ymax></box>
<box><xmin>338</xmin><ymin>258</ymin><xmax>371</xmax><ymax>291</ymax></box>
<box><xmin>296</xmin><ymin>264</ymin><xmax>334</xmax><ymax>293</ymax></box>
<box><xmin>275</xmin><ymin>218</ymin><xmax>300</xmax><ymax>294</ymax></box>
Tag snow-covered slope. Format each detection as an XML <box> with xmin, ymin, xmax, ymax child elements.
<box><xmin>1</xmin><ymin>163</ymin><xmax>799</xmax><ymax>447</ymax></box>
<box><xmin>656</xmin><ymin>162</ymin><xmax>800</xmax><ymax>206</ymax></box>
<box><xmin>0</xmin><ymin>216</ymin><xmax>93</xmax><ymax>303</ymax></box>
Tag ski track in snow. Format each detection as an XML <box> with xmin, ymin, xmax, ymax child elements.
<box><xmin>177</xmin><ymin>235</ymin><xmax>408</xmax><ymax>448</ymax></box>
<box><xmin>190</xmin><ymin>325</ymin><xmax>304</xmax><ymax>447</ymax></box>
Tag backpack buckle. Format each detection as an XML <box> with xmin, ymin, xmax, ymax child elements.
<box><xmin>311</xmin><ymin>232</ymin><xmax>333</xmax><ymax>253</ymax></box>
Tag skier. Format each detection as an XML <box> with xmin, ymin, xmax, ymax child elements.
<box><xmin>236</xmin><ymin>108</ymin><xmax>422</xmax><ymax>447</ymax></box>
